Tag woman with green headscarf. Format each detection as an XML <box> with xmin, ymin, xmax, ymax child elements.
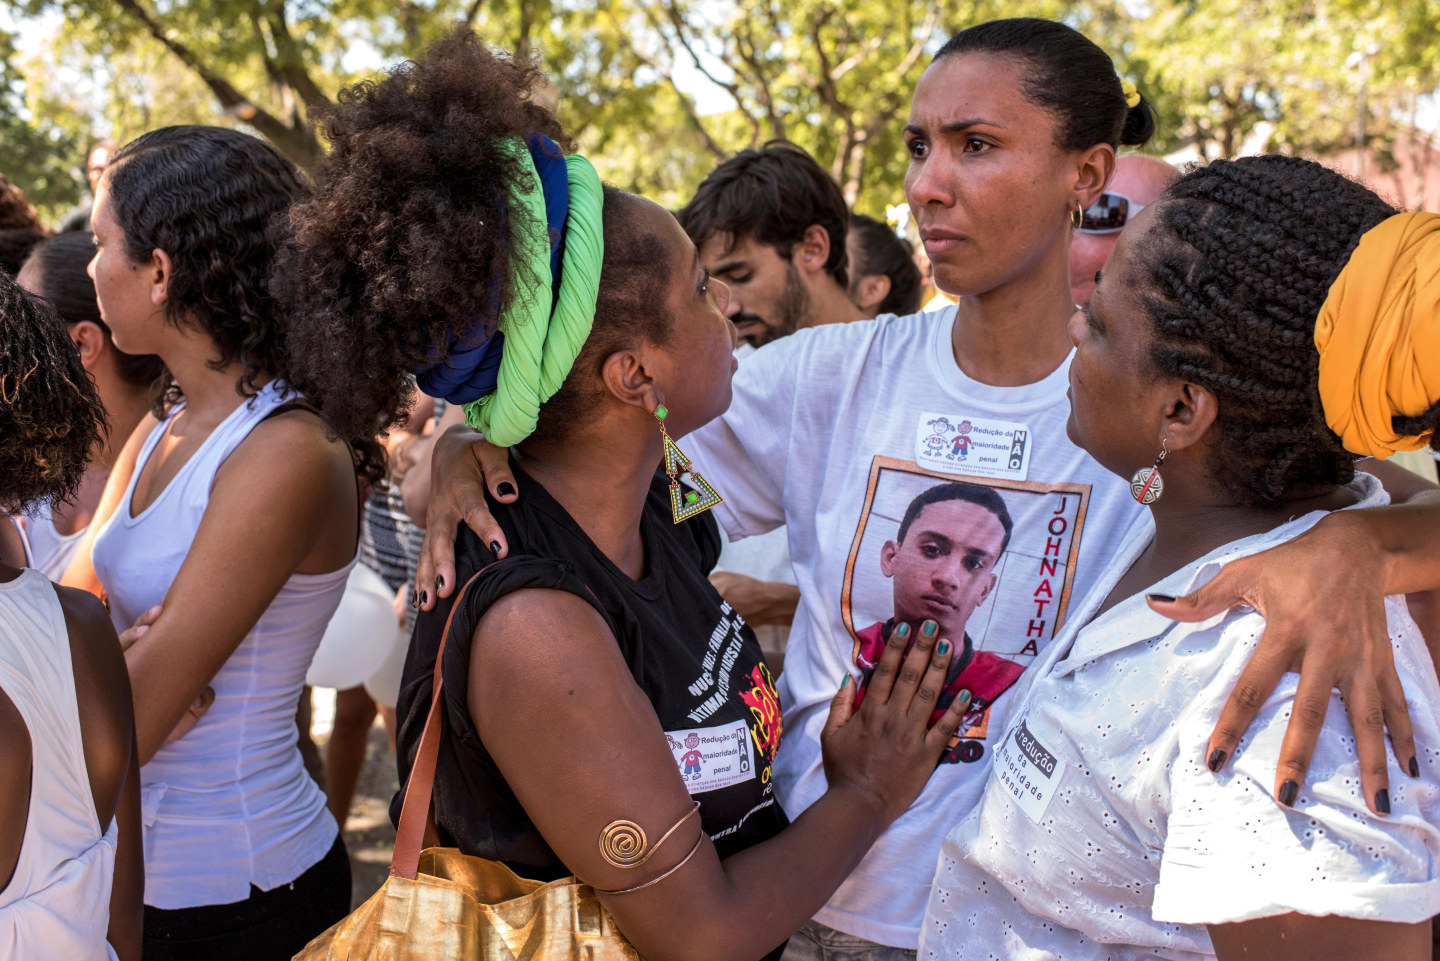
<box><xmin>274</xmin><ymin>30</ymin><xmax>973</xmax><ymax>961</ymax></box>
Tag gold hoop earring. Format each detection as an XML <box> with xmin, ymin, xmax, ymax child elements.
<box><xmin>655</xmin><ymin>405</ymin><xmax>723</xmax><ymax>523</ymax></box>
<box><xmin>1070</xmin><ymin>202</ymin><xmax>1084</xmax><ymax>230</ymax></box>
<box><xmin>1129</xmin><ymin>437</ymin><xmax>1169</xmax><ymax>505</ymax></box>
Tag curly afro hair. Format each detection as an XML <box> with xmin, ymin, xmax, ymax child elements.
<box><xmin>1133</xmin><ymin>155</ymin><xmax>1432</xmax><ymax>508</ymax></box>
<box><xmin>273</xmin><ymin>28</ymin><xmax>569</xmax><ymax>452</ymax></box>
<box><xmin>0</xmin><ymin>270</ymin><xmax>105</xmax><ymax>516</ymax></box>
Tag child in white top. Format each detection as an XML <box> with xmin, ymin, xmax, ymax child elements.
<box><xmin>922</xmin><ymin>156</ymin><xmax>1440</xmax><ymax>960</ymax></box>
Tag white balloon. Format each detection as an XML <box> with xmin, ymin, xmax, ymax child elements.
<box><xmin>363</xmin><ymin>617</ymin><xmax>410</xmax><ymax>709</ymax></box>
<box><xmin>307</xmin><ymin>564</ymin><xmax>400</xmax><ymax>690</ymax></box>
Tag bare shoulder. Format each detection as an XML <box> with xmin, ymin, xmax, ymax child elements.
<box><xmin>472</xmin><ymin>588</ymin><xmax>616</xmax><ymax>671</ymax></box>
<box><xmin>466</xmin><ymin>588</ymin><xmax>627</xmax><ymax>724</ymax></box>
<box><xmin>232</xmin><ymin>406</ymin><xmax>353</xmax><ymax>480</ymax></box>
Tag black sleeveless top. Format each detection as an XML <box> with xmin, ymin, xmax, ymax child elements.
<box><xmin>392</xmin><ymin>461</ymin><xmax>790</xmax><ymax>945</ymax></box>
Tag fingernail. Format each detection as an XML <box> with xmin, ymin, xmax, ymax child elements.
<box><xmin>498</xmin><ymin>482</ymin><xmax>516</xmax><ymax>497</ymax></box>
<box><xmin>1410</xmin><ymin>756</ymin><xmax>1420</xmax><ymax>778</ymax></box>
<box><xmin>419</xmin><ymin>590</ymin><xmax>429</xmax><ymax>606</ymax></box>
<box><xmin>489</xmin><ymin>540</ymin><xmax>502</xmax><ymax>555</ymax></box>
<box><xmin>957</xmin><ymin>689</ymin><xmax>972</xmax><ymax>706</ymax></box>
<box><xmin>1278</xmin><ymin>780</ymin><xmax>1298</xmax><ymax>807</ymax></box>
<box><xmin>840</xmin><ymin>672</ymin><xmax>851</xmax><ymax>689</ymax></box>
<box><xmin>409</xmin><ymin>589</ymin><xmax>418</xmax><ymax>608</ymax></box>
<box><xmin>436</xmin><ymin>574</ymin><xmax>445</xmax><ymax>591</ymax></box>
<box><xmin>1146</xmin><ymin>593</ymin><xmax>1176</xmax><ymax>603</ymax></box>
<box><xmin>1207</xmin><ymin>748</ymin><xmax>1228</xmax><ymax>773</ymax></box>
<box><xmin>937</xmin><ymin>639</ymin><xmax>951</xmax><ymax>656</ymax></box>
<box><xmin>136</xmin><ymin>625</ymin><xmax>149</xmax><ymax>637</ymax></box>
<box><xmin>895</xmin><ymin>622</ymin><xmax>911</xmax><ymax>640</ymax></box>
<box><xmin>1375</xmin><ymin>789</ymin><xmax>1391</xmax><ymax>815</ymax></box>
<box><xmin>921</xmin><ymin>620</ymin><xmax>938</xmax><ymax>638</ymax></box>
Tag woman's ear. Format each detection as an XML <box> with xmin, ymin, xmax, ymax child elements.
<box><xmin>1162</xmin><ymin>381</ymin><xmax>1219</xmax><ymax>453</ymax></box>
<box><xmin>599</xmin><ymin>346</ymin><xmax>661</xmax><ymax>415</ymax></box>
<box><xmin>1073</xmin><ymin>143</ymin><xmax>1117</xmax><ymax>212</ymax></box>
<box><xmin>70</xmin><ymin>321</ymin><xmax>107</xmax><ymax>371</ymax></box>
<box><xmin>851</xmin><ymin>273</ymin><xmax>892</xmax><ymax>316</ymax></box>
<box><xmin>150</xmin><ymin>247</ymin><xmax>174</xmax><ymax>307</ymax></box>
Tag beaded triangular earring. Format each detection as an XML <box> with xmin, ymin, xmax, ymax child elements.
<box><xmin>655</xmin><ymin>404</ymin><xmax>724</xmax><ymax>523</ymax></box>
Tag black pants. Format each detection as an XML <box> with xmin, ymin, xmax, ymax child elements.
<box><xmin>142</xmin><ymin>835</ymin><xmax>351</xmax><ymax>961</ymax></box>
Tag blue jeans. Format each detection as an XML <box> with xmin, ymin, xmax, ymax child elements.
<box><xmin>780</xmin><ymin>920</ymin><xmax>917</xmax><ymax>961</ymax></box>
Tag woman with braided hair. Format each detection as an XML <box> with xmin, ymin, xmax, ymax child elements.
<box><xmin>920</xmin><ymin>155</ymin><xmax>1440</xmax><ymax>960</ymax></box>
<box><xmin>277</xmin><ymin>29</ymin><xmax>979</xmax><ymax>961</ymax></box>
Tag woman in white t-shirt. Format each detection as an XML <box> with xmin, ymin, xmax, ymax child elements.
<box><xmin>415</xmin><ymin>17</ymin><xmax>1440</xmax><ymax>957</ymax></box>
<box><xmin>923</xmin><ymin>157</ymin><xmax>1440</xmax><ymax>960</ymax></box>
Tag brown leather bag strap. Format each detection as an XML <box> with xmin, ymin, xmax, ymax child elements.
<box><xmin>389</xmin><ymin>567</ymin><xmax>487</xmax><ymax>880</ymax></box>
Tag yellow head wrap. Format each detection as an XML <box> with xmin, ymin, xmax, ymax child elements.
<box><xmin>1314</xmin><ymin>211</ymin><xmax>1440</xmax><ymax>459</ymax></box>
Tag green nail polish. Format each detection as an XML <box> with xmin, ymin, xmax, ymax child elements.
<box><xmin>938</xmin><ymin>639</ymin><xmax>950</xmax><ymax>655</ymax></box>
<box><xmin>841</xmin><ymin>672</ymin><xmax>852</xmax><ymax>689</ymax></box>
<box><xmin>921</xmin><ymin>620</ymin><xmax>938</xmax><ymax>638</ymax></box>
<box><xmin>957</xmin><ymin>689</ymin><xmax>972</xmax><ymax>705</ymax></box>
<box><xmin>895</xmin><ymin>622</ymin><xmax>911</xmax><ymax>640</ymax></box>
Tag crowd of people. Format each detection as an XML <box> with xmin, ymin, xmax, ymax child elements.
<box><xmin>1</xmin><ymin>13</ymin><xmax>1439</xmax><ymax>961</ymax></box>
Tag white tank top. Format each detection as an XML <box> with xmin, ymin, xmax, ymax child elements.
<box><xmin>17</xmin><ymin>503</ymin><xmax>86</xmax><ymax>581</ymax></box>
<box><xmin>0</xmin><ymin>569</ymin><xmax>119</xmax><ymax>961</ymax></box>
<box><xmin>90</xmin><ymin>381</ymin><xmax>352</xmax><ymax>909</ymax></box>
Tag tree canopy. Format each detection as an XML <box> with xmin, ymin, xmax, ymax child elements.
<box><xmin>4</xmin><ymin>0</ymin><xmax>1438</xmax><ymax>224</ymax></box>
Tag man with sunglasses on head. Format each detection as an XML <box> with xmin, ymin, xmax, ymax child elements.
<box><xmin>1068</xmin><ymin>154</ymin><xmax>1176</xmax><ymax>306</ymax></box>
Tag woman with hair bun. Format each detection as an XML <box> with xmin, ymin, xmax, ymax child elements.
<box><xmin>922</xmin><ymin>156</ymin><xmax>1440</xmax><ymax>961</ymax></box>
<box><xmin>422</xmin><ymin>18</ymin><xmax>1440</xmax><ymax>959</ymax></box>
<box><xmin>277</xmin><ymin>29</ymin><xmax>976</xmax><ymax>961</ymax></box>
<box><xmin>0</xmin><ymin>271</ymin><xmax>142</xmax><ymax>961</ymax></box>
<box><xmin>63</xmin><ymin>125</ymin><xmax>367</xmax><ymax>960</ymax></box>
<box><xmin>12</xmin><ymin>233</ymin><xmax>163</xmax><ymax>580</ymax></box>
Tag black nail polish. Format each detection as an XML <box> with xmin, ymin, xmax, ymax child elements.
<box><xmin>1375</xmin><ymin>789</ymin><xmax>1391</xmax><ymax>815</ymax></box>
<box><xmin>419</xmin><ymin>590</ymin><xmax>428</xmax><ymax>606</ymax></box>
<box><xmin>1146</xmin><ymin>593</ymin><xmax>1176</xmax><ymax>603</ymax></box>
<box><xmin>1278</xmin><ymin>780</ymin><xmax>1299</xmax><ymax>807</ymax></box>
<box><xmin>409</xmin><ymin>589</ymin><xmax>418</xmax><ymax>608</ymax></box>
<box><xmin>498</xmin><ymin>482</ymin><xmax>516</xmax><ymax>498</ymax></box>
<box><xmin>435</xmin><ymin>575</ymin><xmax>445</xmax><ymax>592</ymax></box>
<box><xmin>1410</xmin><ymin>756</ymin><xmax>1420</xmax><ymax>778</ymax></box>
<box><xmin>1207</xmin><ymin>748</ymin><xmax>1228</xmax><ymax>773</ymax></box>
<box><xmin>489</xmin><ymin>540</ymin><xmax>502</xmax><ymax>555</ymax></box>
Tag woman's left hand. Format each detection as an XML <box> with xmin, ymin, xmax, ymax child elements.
<box><xmin>1146</xmin><ymin>510</ymin><xmax>1416</xmax><ymax>817</ymax></box>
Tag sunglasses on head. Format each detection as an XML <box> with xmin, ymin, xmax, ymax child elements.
<box><xmin>1078</xmin><ymin>192</ymin><xmax>1145</xmax><ymax>234</ymax></box>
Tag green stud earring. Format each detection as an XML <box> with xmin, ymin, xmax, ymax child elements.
<box><xmin>655</xmin><ymin>405</ymin><xmax>668</xmax><ymax>422</ymax></box>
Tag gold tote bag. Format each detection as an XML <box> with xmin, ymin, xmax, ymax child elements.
<box><xmin>294</xmin><ymin>571</ymin><xmax>645</xmax><ymax>961</ymax></box>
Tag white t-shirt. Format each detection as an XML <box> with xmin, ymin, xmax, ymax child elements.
<box><xmin>714</xmin><ymin>344</ymin><xmax>796</xmax><ymax>588</ymax></box>
<box><xmin>688</xmin><ymin>307</ymin><xmax>1142</xmax><ymax>947</ymax></box>
<box><xmin>920</xmin><ymin>473</ymin><xmax>1440</xmax><ymax>960</ymax></box>
<box><xmin>16</xmin><ymin>504</ymin><xmax>86</xmax><ymax>581</ymax></box>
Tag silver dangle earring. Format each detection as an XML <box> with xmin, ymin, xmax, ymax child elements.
<box><xmin>1130</xmin><ymin>438</ymin><xmax>1169</xmax><ymax>505</ymax></box>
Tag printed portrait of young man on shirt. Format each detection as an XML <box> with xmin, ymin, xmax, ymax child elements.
<box><xmin>851</xmin><ymin>482</ymin><xmax>1026</xmax><ymax>761</ymax></box>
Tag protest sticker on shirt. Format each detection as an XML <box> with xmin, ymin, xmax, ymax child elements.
<box><xmin>664</xmin><ymin>719</ymin><xmax>756</xmax><ymax>795</ymax></box>
<box><xmin>915</xmin><ymin>412</ymin><xmax>1033</xmax><ymax>481</ymax></box>
<box><xmin>841</xmin><ymin>456</ymin><xmax>1090</xmax><ymax>765</ymax></box>
<box><xmin>994</xmin><ymin>717</ymin><xmax>1063</xmax><ymax>824</ymax></box>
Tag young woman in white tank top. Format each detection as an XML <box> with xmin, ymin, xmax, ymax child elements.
<box><xmin>64</xmin><ymin>126</ymin><xmax>377</xmax><ymax>961</ymax></box>
<box><xmin>0</xmin><ymin>271</ymin><xmax>143</xmax><ymax>960</ymax></box>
